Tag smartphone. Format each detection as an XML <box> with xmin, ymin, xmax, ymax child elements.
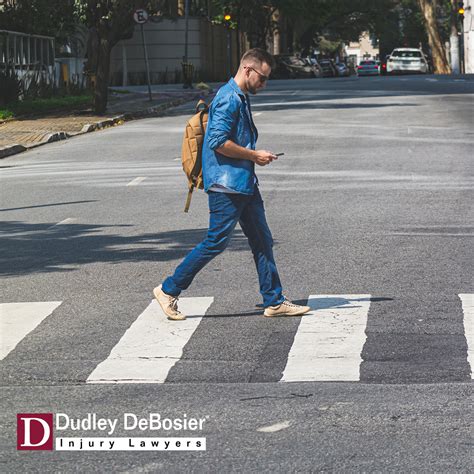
<box><xmin>275</xmin><ymin>153</ymin><xmax>285</xmax><ymax>156</ymax></box>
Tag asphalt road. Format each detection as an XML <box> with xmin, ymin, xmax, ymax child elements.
<box><xmin>1</xmin><ymin>74</ymin><xmax>473</xmax><ymax>472</ymax></box>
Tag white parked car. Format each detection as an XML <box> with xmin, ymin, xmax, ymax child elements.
<box><xmin>386</xmin><ymin>48</ymin><xmax>429</xmax><ymax>74</ymax></box>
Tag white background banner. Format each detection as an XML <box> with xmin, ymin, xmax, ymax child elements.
<box><xmin>56</xmin><ymin>437</ymin><xmax>206</xmax><ymax>451</ymax></box>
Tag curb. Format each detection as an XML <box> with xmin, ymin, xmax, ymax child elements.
<box><xmin>0</xmin><ymin>92</ymin><xmax>210</xmax><ymax>159</ymax></box>
<box><xmin>0</xmin><ymin>144</ymin><xmax>27</xmax><ymax>159</ymax></box>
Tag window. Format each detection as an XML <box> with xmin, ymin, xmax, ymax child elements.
<box><xmin>392</xmin><ymin>50</ymin><xmax>422</xmax><ymax>58</ymax></box>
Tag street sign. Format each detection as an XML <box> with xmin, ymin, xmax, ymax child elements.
<box><xmin>133</xmin><ymin>9</ymin><xmax>149</xmax><ymax>24</ymax></box>
<box><xmin>133</xmin><ymin>9</ymin><xmax>152</xmax><ymax>101</ymax></box>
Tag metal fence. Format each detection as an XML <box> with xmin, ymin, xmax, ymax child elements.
<box><xmin>0</xmin><ymin>29</ymin><xmax>55</xmax><ymax>87</ymax></box>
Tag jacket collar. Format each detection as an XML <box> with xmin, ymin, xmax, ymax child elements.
<box><xmin>228</xmin><ymin>77</ymin><xmax>246</xmax><ymax>98</ymax></box>
<box><xmin>227</xmin><ymin>77</ymin><xmax>257</xmax><ymax>140</ymax></box>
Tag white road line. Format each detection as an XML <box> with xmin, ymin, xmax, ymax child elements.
<box><xmin>0</xmin><ymin>302</ymin><xmax>62</xmax><ymax>360</ymax></box>
<box><xmin>280</xmin><ymin>295</ymin><xmax>371</xmax><ymax>382</ymax></box>
<box><xmin>459</xmin><ymin>294</ymin><xmax>473</xmax><ymax>378</ymax></box>
<box><xmin>126</xmin><ymin>177</ymin><xmax>147</xmax><ymax>186</ymax></box>
<box><xmin>50</xmin><ymin>218</ymin><xmax>76</xmax><ymax>228</ymax></box>
<box><xmin>426</xmin><ymin>78</ymin><xmax>438</xmax><ymax>82</ymax></box>
<box><xmin>86</xmin><ymin>297</ymin><xmax>213</xmax><ymax>383</ymax></box>
<box><xmin>388</xmin><ymin>233</ymin><xmax>473</xmax><ymax>237</ymax></box>
<box><xmin>257</xmin><ymin>421</ymin><xmax>291</xmax><ymax>433</ymax></box>
<box><xmin>253</xmin><ymin>112</ymin><xmax>263</xmax><ymax>116</ymax></box>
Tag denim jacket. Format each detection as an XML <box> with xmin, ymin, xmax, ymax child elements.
<box><xmin>202</xmin><ymin>78</ymin><xmax>258</xmax><ymax>194</ymax></box>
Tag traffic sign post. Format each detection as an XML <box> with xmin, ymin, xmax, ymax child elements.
<box><xmin>134</xmin><ymin>9</ymin><xmax>152</xmax><ymax>101</ymax></box>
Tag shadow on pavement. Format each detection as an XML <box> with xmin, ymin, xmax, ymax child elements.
<box><xmin>0</xmin><ymin>220</ymin><xmax>254</xmax><ymax>277</ymax></box>
<box><xmin>0</xmin><ymin>200</ymin><xmax>98</xmax><ymax>213</ymax></box>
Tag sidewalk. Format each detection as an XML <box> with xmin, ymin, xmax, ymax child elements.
<box><xmin>0</xmin><ymin>83</ymin><xmax>219</xmax><ymax>159</ymax></box>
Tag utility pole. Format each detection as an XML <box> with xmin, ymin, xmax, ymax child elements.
<box><xmin>224</xmin><ymin>12</ymin><xmax>232</xmax><ymax>78</ymax></box>
<box><xmin>451</xmin><ymin>0</ymin><xmax>461</xmax><ymax>73</ymax></box>
<box><xmin>182</xmin><ymin>0</ymin><xmax>193</xmax><ymax>89</ymax></box>
<box><xmin>455</xmin><ymin>1</ymin><xmax>469</xmax><ymax>73</ymax></box>
<box><xmin>134</xmin><ymin>9</ymin><xmax>152</xmax><ymax>101</ymax></box>
<box><xmin>184</xmin><ymin>0</ymin><xmax>189</xmax><ymax>64</ymax></box>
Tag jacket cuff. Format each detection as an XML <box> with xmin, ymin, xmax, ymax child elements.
<box><xmin>208</xmin><ymin>134</ymin><xmax>229</xmax><ymax>151</ymax></box>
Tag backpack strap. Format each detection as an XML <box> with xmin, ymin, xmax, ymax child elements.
<box><xmin>184</xmin><ymin>183</ymin><xmax>194</xmax><ymax>213</ymax></box>
<box><xmin>195</xmin><ymin>100</ymin><xmax>208</xmax><ymax>113</ymax></box>
<box><xmin>189</xmin><ymin>108</ymin><xmax>207</xmax><ymax>186</ymax></box>
<box><xmin>184</xmin><ymin>100</ymin><xmax>210</xmax><ymax>213</ymax></box>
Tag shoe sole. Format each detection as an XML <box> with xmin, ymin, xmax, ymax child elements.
<box><xmin>153</xmin><ymin>287</ymin><xmax>186</xmax><ymax>321</ymax></box>
<box><xmin>263</xmin><ymin>308</ymin><xmax>310</xmax><ymax>317</ymax></box>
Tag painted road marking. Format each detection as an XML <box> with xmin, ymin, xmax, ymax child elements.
<box><xmin>257</xmin><ymin>421</ymin><xmax>291</xmax><ymax>433</ymax></box>
<box><xmin>253</xmin><ymin>112</ymin><xmax>263</xmax><ymax>116</ymax></box>
<box><xmin>126</xmin><ymin>177</ymin><xmax>147</xmax><ymax>186</ymax></box>
<box><xmin>459</xmin><ymin>294</ymin><xmax>473</xmax><ymax>378</ymax></box>
<box><xmin>87</xmin><ymin>297</ymin><xmax>214</xmax><ymax>383</ymax></box>
<box><xmin>0</xmin><ymin>302</ymin><xmax>62</xmax><ymax>360</ymax></box>
<box><xmin>281</xmin><ymin>295</ymin><xmax>371</xmax><ymax>382</ymax></box>
<box><xmin>49</xmin><ymin>218</ymin><xmax>76</xmax><ymax>228</ymax></box>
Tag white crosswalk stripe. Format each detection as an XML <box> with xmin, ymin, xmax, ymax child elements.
<box><xmin>280</xmin><ymin>295</ymin><xmax>371</xmax><ymax>382</ymax></box>
<box><xmin>2</xmin><ymin>294</ymin><xmax>473</xmax><ymax>384</ymax></box>
<box><xmin>459</xmin><ymin>294</ymin><xmax>473</xmax><ymax>378</ymax></box>
<box><xmin>86</xmin><ymin>297</ymin><xmax>214</xmax><ymax>384</ymax></box>
<box><xmin>0</xmin><ymin>301</ymin><xmax>62</xmax><ymax>360</ymax></box>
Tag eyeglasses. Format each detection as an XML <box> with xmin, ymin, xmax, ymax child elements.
<box><xmin>245</xmin><ymin>66</ymin><xmax>269</xmax><ymax>83</ymax></box>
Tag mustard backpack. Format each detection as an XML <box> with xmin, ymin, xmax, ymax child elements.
<box><xmin>181</xmin><ymin>99</ymin><xmax>210</xmax><ymax>212</ymax></box>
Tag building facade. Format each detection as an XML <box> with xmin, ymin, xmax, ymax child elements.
<box><xmin>344</xmin><ymin>32</ymin><xmax>380</xmax><ymax>65</ymax></box>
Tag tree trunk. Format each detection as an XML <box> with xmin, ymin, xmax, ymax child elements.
<box><xmin>417</xmin><ymin>0</ymin><xmax>451</xmax><ymax>74</ymax></box>
<box><xmin>94</xmin><ymin>38</ymin><xmax>111</xmax><ymax>114</ymax></box>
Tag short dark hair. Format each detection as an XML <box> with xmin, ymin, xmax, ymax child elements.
<box><xmin>241</xmin><ymin>48</ymin><xmax>275</xmax><ymax>69</ymax></box>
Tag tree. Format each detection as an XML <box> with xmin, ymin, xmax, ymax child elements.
<box><xmin>0</xmin><ymin>0</ymin><xmax>77</xmax><ymax>45</ymax></box>
<box><xmin>74</xmin><ymin>0</ymin><xmax>175</xmax><ymax>114</ymax></box>
<box><xmin>284</xmin><ymin>0</ymin><xmax>393</xmax><ymax>56</ymax></box>
<box><xmin>417</xmin><ymin>0</ymin><xmax>450</xmax><ymax>73</ymax></box>
<box><xmin>372</xmin><ymin>0</ymin><xmax>428</xmax><ymax>60</ymax></box>
<box><xmin>212</xmin><ymin>0</ymin><xmax>391</xmax><ymax>54</ymax></box>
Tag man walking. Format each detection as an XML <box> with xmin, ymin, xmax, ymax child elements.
<box><xmin>154</xmin><ymin>48</ymin><xmax>310</xmax><ymax>320</ymax></box>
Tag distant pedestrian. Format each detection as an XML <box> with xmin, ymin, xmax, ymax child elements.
<box><xmin>154</xmin><ymin>48</ymin><xmax>310</xmax><ymax>320</ymax></box>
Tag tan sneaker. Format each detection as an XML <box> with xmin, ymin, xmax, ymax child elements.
<box><xmin>264</xmin><ymin>299</ymin><xmax>311</xmax><ymax>317</ymax></box>
<box><xmin>153</xmin><ymin>285</ymin><xmax>186</xmax><ymax>321</ymax></box>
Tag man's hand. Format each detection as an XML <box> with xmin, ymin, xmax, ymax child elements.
<box><xmin>216</xmin><ymin>141</ymin><xmax>278</xmax><ymax>165</ymax></box>
<box><xmin>253</xmin><ymin>150</ymin><xmax>278</xmax><ymax>166</ymax></box>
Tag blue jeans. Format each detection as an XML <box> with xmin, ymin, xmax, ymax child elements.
<box><xmin>162</xmin><ymin>187</ymin><xmax>284</xmax><ymax>308</ymax></box>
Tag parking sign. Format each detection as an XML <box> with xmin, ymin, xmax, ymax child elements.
<box><xmin>133</xmin><ymin>9</ymin><xmax>149</xmax><ymax>24</ymax></box>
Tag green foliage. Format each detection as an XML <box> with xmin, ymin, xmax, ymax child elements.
<box><xmin>73</xmin><ymin>0</ymin><xmax>174</xmax><ymax>44</ymax></box>
<box><xmin>212</xmin><ymin>0</ymin><xmax>454</xmax><ymax>59</ymax></box>
<box><xmin>211</xmin><ymin>0</ymin><xmax>394</xmax><ymax>53</ymax></box>
<box><xmin>1</xmin><ymin>95</ymin><xmax>92</xmax><ymax>119</ymax></box>
<box><xmin>0</xmin><ymin>109</ymin><xmax>14</xmax><ymax>120</ymax></box>
<box><xmin>0</xmin><ymin>0</ymin><xmax>77</xmax><ymax>43</ymax></box>
<box><xmin>23</xmin><ymin>74</ymin><xmax>55</xmax><ymax>101</ymax></box>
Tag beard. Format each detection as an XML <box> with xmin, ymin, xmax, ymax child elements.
<box><xmin>245</xmin><ymin>78</ymin><xmax>258</xmax><ymax>95</ymax></box>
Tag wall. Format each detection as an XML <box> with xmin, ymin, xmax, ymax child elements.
<box><xmin>110</xmin><ymin>17</ymin><xmax>238</xmax><ymax>85</ymax></box>
<box><xmin>464</xmin><ymin>0</ymin><xmax>474</xmax><ymax>73</ymax></box>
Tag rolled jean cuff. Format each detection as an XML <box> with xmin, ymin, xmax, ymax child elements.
<box><xmin>264</xmin><ymin>294</ymin><xmax>285</xmax><ymax>308</ymax></box>
<box><xmin>161</xmin><ymin>278</ymin><xmax>181</xmax><ymax>297</ymax></box>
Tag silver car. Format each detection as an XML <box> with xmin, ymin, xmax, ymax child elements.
<box><xmin>357</xmin><ymin>60</ymin><xmax>379</xmax><ymax>76</ymax></box>
<box><xmin>386</xmin><ymin>48</ymin><xmax>429</xmax><ymax>74</ymax></box>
